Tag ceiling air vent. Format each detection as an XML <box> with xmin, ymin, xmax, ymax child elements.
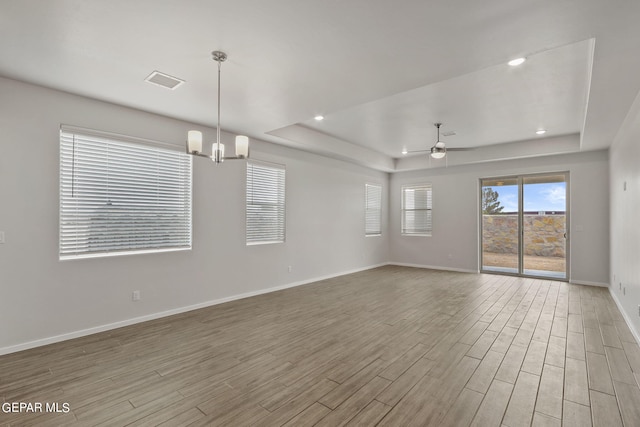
<box><xmin>144</xmin><ymin>71</ymin><xmax>185</xmax><ymax>90</ymax></box>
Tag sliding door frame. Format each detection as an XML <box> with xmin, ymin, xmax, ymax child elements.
<box><xmin>479</xmin><ymin>171</ymin><xmax>570</xmax><ymax>281</ymax></box>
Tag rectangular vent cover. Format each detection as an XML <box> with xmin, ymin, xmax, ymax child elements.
<box><xmin>144</xmin><ymin>71</ymin><xmax>185</xmax><ymax>90</ymax></box>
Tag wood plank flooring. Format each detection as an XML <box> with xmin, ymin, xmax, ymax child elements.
<box><xmin>1</xmin><ymin>266</ymin><xmax>640</xmax><ymax>426</ymax></box>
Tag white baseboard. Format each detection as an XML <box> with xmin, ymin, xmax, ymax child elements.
<box><xmin>0</xmin><ymin>263</ymin><xmax>388</xmax><ymax>356</ymax></box>
<box><xmin>608</xmin><ymin>288</ymin><xmax>640</xmax><ymax>345</ymax></box>
<box><xmin>3</xmin><ymin>262</ymin><xmax>617</xmax><ymax>356</ymax></box>
<box><xmin>388</xmin><ymin>262</ymin><xmax>478</xmax><ymax>274</ymax></box>
<box><xmin>569</xmin><ymin>279</ymin><xmax>609</xmax><ymax>287</ymax></box>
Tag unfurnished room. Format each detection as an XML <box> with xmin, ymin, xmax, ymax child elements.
<box><xmin>1</xmin><ymin>1</ymin><xmax>640</xmax><ymax>426</ymax></box>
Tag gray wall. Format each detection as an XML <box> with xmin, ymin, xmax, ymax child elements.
<box><xmin>0</xmin><ymin>77</ymin><xmax>389</xmax><ymax>353</ymax></box>
<box><xmin>389</xmin><ymin>151</ymin><xmax>610</xmax><ymax>286</ymax></box>
<box><xmin>0</xmin><ymin>75</ymin><xmax>617</xmax><ymax>354</ymax></box>
<box><xmin>610</xmin><ymin>93</ymin><xmax>640</xmax><ymax>340</ymax></box>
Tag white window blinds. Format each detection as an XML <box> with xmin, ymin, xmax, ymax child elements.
<box><xmin>401</xmin><ymin>184</ymin><xmax>432</xmax><ymax>236</ymax></box>
<box><xmin>365</xmin><ymin>184</ymin><xmax>382</xmax><ymax>236</ymax></box>
<box><xmin>246</xmin><ymin>161</ymin><xmax>286</xmax><ymax>244</ymax></box>
<box><xmin>59</xmin><ymin>128</ymin><xmax>192</xmax><ymax>259</ymax></box>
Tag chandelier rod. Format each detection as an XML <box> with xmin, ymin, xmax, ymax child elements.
<box><xmin>217</xmin><ymin>55</ymin><xmax>220</xmax><ymax>152</ymax></box>
<box><xmin>212</xmin><ymin>51</ymin><xmax>227</xmax><ymax>163</ymax></box>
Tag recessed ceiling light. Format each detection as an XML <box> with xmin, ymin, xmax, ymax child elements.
<box><xmin>402</xmin><ymin>148</ymin><xmax>408</xmax><ymax>155</ymax></box>
<box><xmin>536</xmin><ymin>129</ymin><xmax>547</xmax><ymax>135</ymax></box>
<box><xmin>508</xmin><ymin>57</ymin><xmax>526</xmax><ymax>66</ymax></box>
<box><xmin>314</xmin><ymin>115</ymin><xmax>324</xmax><ymax>121</ymax></box>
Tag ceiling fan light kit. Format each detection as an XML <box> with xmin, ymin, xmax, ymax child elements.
<box><xmin>430</xmin><ymin>148</ymin><xmax>446</xmax><ymax>159</ymax></box>
<box><xmin>430</xmin><ymin>123</ymin><xmax>446</xmax><ymax>159</ymax></box>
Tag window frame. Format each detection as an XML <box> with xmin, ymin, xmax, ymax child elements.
<box><xmin>365</xmin><ymin>183</ymin><xmax>382</xmax><ymax>237</ymax></box>
<box><xmin>246</xmin><ymin>160</ymin><xmax>286</xmax><ymax>245</ymax></box>
<box><xmin>401</xmin><ymin>183</ymin><xmax>433</xmax><ymax>237</ymax></box>
<box><xmin>59</xmin><ymin>126</ymin><xmax>192</xmax><ymax>260</ymax></box>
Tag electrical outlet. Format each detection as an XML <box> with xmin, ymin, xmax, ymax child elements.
<box><xmin>132</xmin><ymin>290</ymin><xmax>141</xmax><ymax>301</ymax></box>
<box><xmin>0</xmin><ymin>231</ymin><xmax>4</xmax><ymax>244</ymax></box>
<box><xmin>288</xmin><ymin>266</ymin><xmax>292</xmax><ymax>273</ymax></box>
<box><xmin>624</xmin><ymin>181</ymin><xmax>627</xmax><ymax>191</ymax></box>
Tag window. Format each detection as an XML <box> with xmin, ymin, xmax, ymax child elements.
<box><xmin>365</xmin><ymin>183</ymin><xmax>382</xmax><ymax>236</ymax></box>
<box><xmin>401</xmin><ymin>184</ymin><xmax>432</xmax><ymax>236</ymax></box>
<box><xmin>59</xmin><ymin>127</ymin><xmax>192</xmax><ymax>259</ymax></box>
<box><xmin>246</xmin><ymin>161</ymin><xmax>286</xmax><ymax>244</ymax></box>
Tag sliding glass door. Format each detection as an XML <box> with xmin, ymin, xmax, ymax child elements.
<box><xmin>480</xmin><ymin>177</ymin><xmax>520</xmax><ymax>274</ymax></box>
<box><xmin>522</xmin><ymin>174</ymin><xmax>568</xmax><ymax>278</ymax></box>
<box><xmin>481</xmin><ymin>173</ymin><xmax>568</xmax><ymax>280</ymax></box>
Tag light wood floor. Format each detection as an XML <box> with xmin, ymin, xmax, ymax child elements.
<box><xmin>2</xmin><ymin>266</ymin><xmax>640</xmax><ymax>426</ymax></box>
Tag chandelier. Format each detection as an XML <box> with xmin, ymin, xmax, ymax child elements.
<box><xmin>186</xmin><ymin>51</ymin><xmax>249</xmax><ymax>163</ymax></box>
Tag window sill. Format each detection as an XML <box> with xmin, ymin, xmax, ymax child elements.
<box><xmin>59</xmin><ymin>246</ymin><xmax>191</xmax><ymax>261</ymax></box>
<box><xmin>246</xmin><ymin>240</ymin><xmax>285</xmax><ymax>246</ymax></box>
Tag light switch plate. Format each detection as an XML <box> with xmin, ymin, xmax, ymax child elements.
<box><xmin>0</xmin><ymin>231</ymin><xmax>5</xmax><ymax>244</ymax></box>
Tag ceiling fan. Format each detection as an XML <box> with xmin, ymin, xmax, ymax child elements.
<box><xmin>407</xmin><ymin>123</ymin><xmax>473</xmax><ymax>159</ymax></box>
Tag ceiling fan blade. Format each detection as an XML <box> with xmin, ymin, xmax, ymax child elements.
<box><xmin>446</xmin><ymin>147</ymin><xmax>475</xmax><ymax>152</ymax></box>
<box><xmin>405</xmin><ymin>149</ymin><xmax>431</xmax><ymax>153</ymax></box>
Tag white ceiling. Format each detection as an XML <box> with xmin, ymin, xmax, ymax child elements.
<box><xmin>1</xmin><ymin>0</ymin><xmax>639</xmax><ymax>172</ymax></box>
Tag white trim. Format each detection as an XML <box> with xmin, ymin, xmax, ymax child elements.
<box><xmin>246</xmin><ymin>240</ymin><xmax>285</xmax><ymax>246</ymax></box>
<box><xmin>389</xmin><ymin>262</ymin><xmax>478</xmax><ymax>274</ymax></box>
<box><xmin>569</xmin><ymin>279</ymin><xmax>608</xmax><ymax>287</ymax></box>
<box><xmin>0</xmin><ymin>263</ymin><xmax>387</xmax><ymax>356</ymax></box>
<box><xmin>58</xmin><ymin>129</ymin><xmax>193</xmax><ymax>258</ymax></box>
<box><xmin>246</xmin><ymin>160</ymin><xmax>286</xmax><ymax>245</ymax></box>
<box><xmin>60</xmin><ymin>247</ymin><xmax>191</xmax><ymax>261</ymax></box>
<box><xmin>247</xmin><ymin>158</ymin><xmax>286</xmax><ymax>170</ymax></box>
<box><xmin>60</xmin><ymin>124</ymin><xmax>181</xmax><ymax>151</ymax></box>
<box><xmin>401</xmin><ymin>183</ymin><xmax>433</xmax><ymax>236</ymax></box>
<box><xmin>609</xmin><ymin>287</ymin><xmax>640</xmax><ymax>345</ymax></box>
